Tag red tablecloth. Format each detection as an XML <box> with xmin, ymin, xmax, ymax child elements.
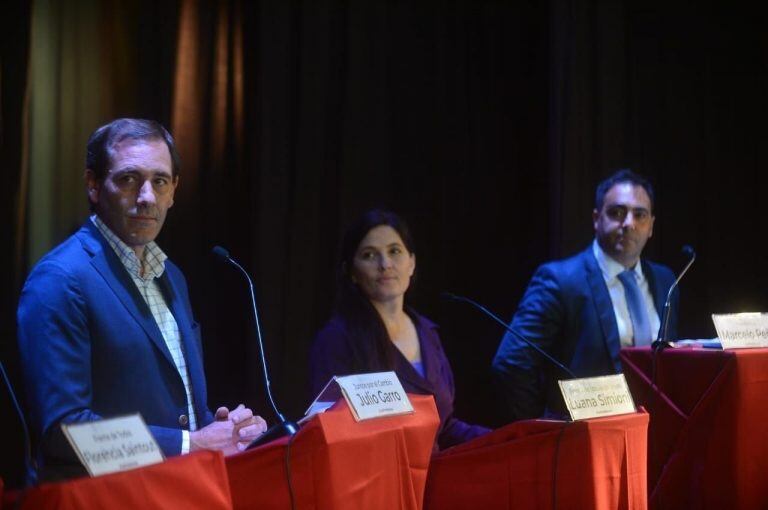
<box><xmin>424</xmin><ymin>412</ymin><xmax>648</xmax><ymax>510</ymax></box>
<box><xmin>225</xmin><ymin>393</ymin><xmax>440</xmax><ymax>510</ymax></box>
<box><xmin>2</xmin><ymin>450</ymin><xmax>232</xmax><ymax>510</ymax></box>
<box><xmin>621</xmin><ymin>347</ymin><xmax>768</xmax><ymax>510</ymax></box>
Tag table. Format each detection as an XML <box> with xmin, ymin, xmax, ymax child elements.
<box><xmin>424</xmin><ymin>412</ymin><xmax>649</xmax><ymax>510</ymax></box>
<box><xmin>621</xmin><ymin>347</ymin><xmax>768</xmax><ymax>509</ymax></box>
<box><xmin>225</xmin><ymin>393</ymin><xmax>440</xmax><ymax>509</ymax></box>
<box><xmin>2</xmin><ymin>450</ymin><xmax>232</xmax><ymax>510</ymax></box>
<box><xmin>2</xmin><ymin>394</ymin><xmax>439</xmax><ymax>510</ymax></box>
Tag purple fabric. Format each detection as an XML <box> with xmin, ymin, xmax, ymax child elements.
<box><xmin>310</xmin><ymin>310</ymin><xmax>490</xmax><ymax>450</ymax></box>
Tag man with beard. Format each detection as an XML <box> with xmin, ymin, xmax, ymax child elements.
<box><xmin>492</xmin><ymin>169</ymin><xmax>678</xmax><ymax>421</ymax></box>
<box><xmin>17</xmin><ymin>118</ymin><xmax>267</xmax><ymax>480</ymax></box>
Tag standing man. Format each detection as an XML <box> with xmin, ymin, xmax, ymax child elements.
<box><xmin>18</xmin><ymin>118</ymin><xmax>266</xmax><ymax>480</ymax></box>
<box><xmin>492</xmin><ymin>169</ymin><xmax>678</xmax><ymax>420</ymax></box>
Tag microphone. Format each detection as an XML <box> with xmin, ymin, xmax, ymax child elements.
<box><xmin>442</xmin><ymin>292</ymin><xmax>576</xmax><ymax>379</ymax></box>
<box><xmin>1</xmin><ymin>359</ymin><xmax>36</xmax><ymax>486</ymax></box>
<box><xmin>212</xmin><ymin>246</ymin><xmax>298</xmax><ymax>448</ymax></box>
<box><xmin>652</xmin><ymin>245</ymin><xmax>696</xmax><ymax>350</ymax></box>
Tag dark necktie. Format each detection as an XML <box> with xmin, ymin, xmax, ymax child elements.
<box><xmin>617</xmin><ymin>269</ymin><xmax>652</xmax><ymax>346</ymax></box>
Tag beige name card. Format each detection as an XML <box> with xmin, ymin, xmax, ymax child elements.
<box><xmin>712</xmin><ymin>313</ymin><xmax>768</xmax><ymax>349</ymax></box>
<box><xmin>336</xmin><ymin>371</ymin><xmax>414</xmax><ymax>421</ymax></box>
<box><xmin>61</xmin><ymin>414</ymin><xmax>164</xmax><ymax>477</ymax></box>
<box><xmin>559</xmin><ymin>374</ymin><xmax>636</xmax><ymax>421</ymax></box>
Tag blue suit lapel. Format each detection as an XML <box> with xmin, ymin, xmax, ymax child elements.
<box><xmin>642</xmin><ymin>260</ymin><xmax>666</xmax><ymax>317</ymax></box>
<box><xmin>157</xmin><ymin>272</ymin><xmax>208</xmax><ymax>418</ymax></box>
<box><xmin>79</xmin><ymin>222</ymin><xmax>176</xmax><ymax>369</ymax></box>
<box><xmin>583</xmin><ymin>249</ymin><xmax>622</xmax><ymax>372</ymax></box>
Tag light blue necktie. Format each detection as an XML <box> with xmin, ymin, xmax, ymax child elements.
<box><xmin>617</xmin><ymin>269</ymin><xmax>652</xmax><ymax>346</ymax></box>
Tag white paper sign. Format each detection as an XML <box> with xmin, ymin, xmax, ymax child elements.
<box><xmin>712</xmin><ymin>313</ymin><xmax>768</xmax><ymax>349</ymax></box>
<box><xmin>300</xmin><ymin>377</ymin><xmax>344</xmax><ymax>424</ymax></box>
<box><xmin>559</xmin><ymin>374</ymin><xmax>636</xmax><ymax>421</ymax></box>
<box><xmin>335</xmin><ymin>371</ymin><xmax>414</xmax><ymax>421</ymax></box>
<box><xmin>61</xmin><ymin>414</ymin><xmax>164</xmax><ymax>477</ymax></box>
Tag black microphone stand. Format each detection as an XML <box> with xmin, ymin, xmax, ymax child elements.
<box><xmin>213</xmin><ymin>247</ymin><xmax>298</xmax><ymax>449</ymax></box>
<box><xmin>1</xmin><ymin>359</ymin><xmax>36</xmax><ymax>487</ymax></box>
<box><xmin>652</xmin><ymin>246</ymin><xmax>696</xmax><ymax>352</ymax></box>
<box><xmin>442</xmin><ymin>292</ymin><xmax>576</xmax><ymax>379</ymax></box>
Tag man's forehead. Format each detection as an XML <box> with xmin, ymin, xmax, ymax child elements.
<box><xmin>108</xmin><ymin>138</ymin><xmax>172</xmax><ymax>171</ymax></box>
<box><xmin>603</xmin><ymin>183</ymin><xmax>652</xmax><ymax>209</ymax></box>
<box><xmin>111</xmin><ymin>136</ymin><xmax>168</xmax><ymax>154</ymax></box>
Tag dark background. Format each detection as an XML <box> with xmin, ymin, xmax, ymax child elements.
<box><xmin>2</xmin><ymin>0</ymin><xmax>767</xmax><ymax>489</ymax></box>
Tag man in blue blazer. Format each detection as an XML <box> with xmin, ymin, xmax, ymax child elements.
<box><xmin>17</xmin><ymin>119</ymin><xmax>266</xmax><ymax>480</ymax></box>
<box><xmin>492</xmin><ymin>169</ymin><xmax>678</xmax><ymax>420</ymax></box>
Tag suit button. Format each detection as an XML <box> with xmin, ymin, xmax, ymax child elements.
<box><xmin>178</xmin><ymin>414</ymin><xmax>189</xmax><ymax>427</ymax></box>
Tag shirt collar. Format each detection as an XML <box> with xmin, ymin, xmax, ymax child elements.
<box><xmin>592</xmin><ymin>238</ymin><xmax>645</xmax><ymax>282</ymax></box>
<box><xmin>91</xmin><ymin>215</ymin><xmax>167</xmax><ymax>281</ymax></box>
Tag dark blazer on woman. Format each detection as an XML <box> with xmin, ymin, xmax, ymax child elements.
<box><xmin>310</xmin><ymin>310</ymin><xmax>490</xmax><ymax>450</ymax></box>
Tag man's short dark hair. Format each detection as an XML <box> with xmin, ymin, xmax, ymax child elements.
<box><xmin>595</xmin><ymin>169</ymin><xmax>655</xmax><ymax>212</ymax></box>
<box><xmin>86</xmin><ymin>118</ymin><xmax>181</xmax><ymax>180</ymax></box>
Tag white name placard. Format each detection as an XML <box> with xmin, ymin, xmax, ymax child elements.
<box><xmin>559</xmin><ymin>374</ymin><xmax>636</xmax><ymax>421</ymax></box>
<box><xmin>712</xmin><ymin>313</ymin><xmax>768</xmax><ymax>349</ymax></box>
<box><xmin>61</xmin><ymin>414</ymin><xmax>164</xmax><ymax>477</ymax></box>
<box><xmin>335</xmin><ymin>371</ymin><xmax>414</xmax><ymax>421</ymax></box>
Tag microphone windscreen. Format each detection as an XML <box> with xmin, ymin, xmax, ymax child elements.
<box><xmin>212</xmin><ymin>245</ymin><xmax>230</xmax><ymax>260</ymax></box>
<box><xmin>682</xmin><ymin>245</ymin><xmax>696</xmax><ymax>258</ymax></box>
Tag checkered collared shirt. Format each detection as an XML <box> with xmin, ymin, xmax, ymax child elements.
<box><xmin>92</xmin><ymin>215</ymin><xmax>198</xmax><ymax>438</ymax></box>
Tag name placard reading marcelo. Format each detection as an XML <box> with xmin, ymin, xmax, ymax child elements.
<box><xmin>336</xmin><ymin>371</ymin><xmax>414</xmax><ymax>421</ymax></box>
<box><xmin>712</xmin><ymin>312</ymin><xmax>768</xmax><ymax>349</ymax></box>
<box><xmin>62</xmin><ymin>414</ymin><xmax>164</xmax><ymax>476</ymax></box>
<box><xmin>559</xmin><ymin>374</ymin><xmax>636</xmax><ymax>421</ymax></box>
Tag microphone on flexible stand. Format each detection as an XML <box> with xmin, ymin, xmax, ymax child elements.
<box><xmin>212</xmin><ymin>246</ymin><xmax>298</xmax><ymax>448</ymax></box>
<box><xmin>442</xmin><ymin>292</ymin><xmax>576</xmax><ymax>379</ymax></box>
<box><xmin>1</xmin><ymin>360</ymin><xmax>36</xmax><ymax>486</ymax></box>
<box><xmin>652</xmin><ymin>245</ymin><xmax>696</xmax><ymax>351</ymax></box>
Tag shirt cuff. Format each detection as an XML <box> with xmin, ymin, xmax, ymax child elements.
<box><xmin>181</xmin><ymin>430</ymin><xmax>190</xmax><ymax>454</ymax></box>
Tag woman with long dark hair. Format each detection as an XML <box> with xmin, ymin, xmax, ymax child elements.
<box><xmin>310</xmin><ymin>209</ymin><xmax>489</xmax><ymax>449</ymax></box>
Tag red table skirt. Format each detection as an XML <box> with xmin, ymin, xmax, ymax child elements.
<box><xmin>621</xmin><ymin>347</ymin><xmax>768</xmax><ymax>509</ymax></box>
<box><xmin>226</xmin><ymin>394</ymin><xmax>440</xmax><ymax>510</ymax></box>
<box><xmin>424</xmin><ymin>412</ymin><xmax>648</xmax><ymax>510</ymax></box>
<box><xmin>3</xmin><ymin>450</ymin><xmax>232</xmax><ymax>510</ymax></box>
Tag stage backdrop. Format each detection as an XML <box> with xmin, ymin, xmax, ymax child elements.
<box><xmin>2</xmin><ymin>0</ymin><xmax>766</xmax><ymax>489</ymax></box>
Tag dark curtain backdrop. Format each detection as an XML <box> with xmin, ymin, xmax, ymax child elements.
<box><xmin>2</xmin><ymin>0</ymin><xmax>767</xmax><ymax>489</ymax></box>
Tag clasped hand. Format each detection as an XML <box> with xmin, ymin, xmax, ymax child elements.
<box><xmin>190</xmin><ymin>404</ymin><xmax>267</xmax><ymax>455</ymax></box>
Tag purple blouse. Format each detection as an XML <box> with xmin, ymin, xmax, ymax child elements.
<box><xmin>309</xmin><ymin>310</ymin><xmax>490</xmax><ymax>450</ymax></box>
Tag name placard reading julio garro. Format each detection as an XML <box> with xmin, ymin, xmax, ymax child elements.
<box><xmin>336</xmin><ymin>371</ymin><xmax>414</xmax><ymax>421</ymax></box>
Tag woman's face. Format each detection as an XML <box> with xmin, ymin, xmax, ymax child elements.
<box><xmin>350</xmin><ymin>225</ymin><xmax>416</xmax><ymax>304</ymax></box>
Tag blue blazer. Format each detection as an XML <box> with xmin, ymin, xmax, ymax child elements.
<box><xmin>492</xmin><ymin>246</ymin><xmax>677</xmax><ymax>420</ymax></box>
<box><xmin>310</xmin><ymin>310</ymin><xmax>490</xmax><ymax>450</ymax></box>
<box><xmin>17</xmin><ymin>221</ymin><xmax>213</xmax><ymax>472</ymax></box>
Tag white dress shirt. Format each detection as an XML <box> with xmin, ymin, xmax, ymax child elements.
<box><xmin>592</xmin><ymin>240</ymin><xmax>660</xmax><ymax>347</ymax></box>
<box><xmin>93</xmin><ymin>215</ymin><xmax>196</xmax><ymax>452</ymax></box>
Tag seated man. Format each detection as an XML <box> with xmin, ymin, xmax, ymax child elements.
<box><xmin>492</xmin><ymin>169</ymin><xmax>678</xmax><ymax>420</ymax></box>
<box><xmin>17</xmin><ymin>118</ymin><xmax>266</xmax><ymax>480</ymax></box>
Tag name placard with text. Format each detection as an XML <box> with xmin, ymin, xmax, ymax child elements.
<box><xmin>336</xmin><ymin>371</ymin><xmax>414</xmax><ymax>421</ymax></box>
<box><xmin>712</xmin><ymin>312</ymin><xmax>768</xmax><ymax>349</ymax></box>
<box><xmin>61</xmin><ymin>414</ymin><xmax>164</xmax><ymax>477</ymax></box>
<box><xmin>559</xmin><ymin>374</ymin><xmax>636</xmax><ymax>421</ymax></box>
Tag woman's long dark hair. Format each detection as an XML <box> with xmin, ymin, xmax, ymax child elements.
<box><xmin>335</xmin><ymin>209</ymin><xmax>416</xmax><ymax>372</ymax></box>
